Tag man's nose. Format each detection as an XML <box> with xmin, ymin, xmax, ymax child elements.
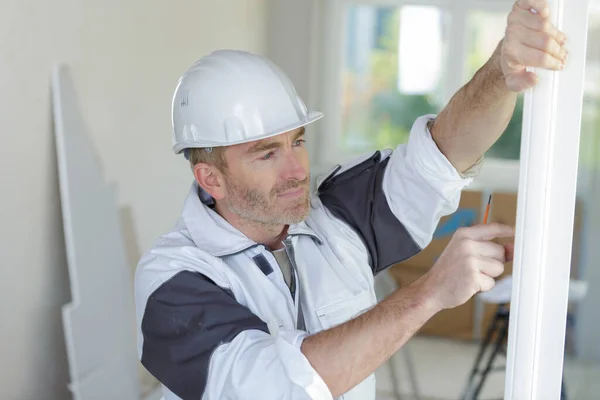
<box><xmin>281</xmin><ymin>152</ymin><xmax>307</xmax><ymax>182</ymax></box>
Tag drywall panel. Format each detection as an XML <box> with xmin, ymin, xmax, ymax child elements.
<box><xmin>52</xmin><ymin>64</ymin><xmax>139</xmax><ymax>400</ymax></box>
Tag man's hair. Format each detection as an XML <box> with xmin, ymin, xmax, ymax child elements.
<box><xmin>187</xmin><ymin>147</ymin><xmax>228</xmax><ymax>172</ymax></box>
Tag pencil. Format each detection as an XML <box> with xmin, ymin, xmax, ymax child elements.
<box><xmin>483</xmin><ymin>194</ymin><xmax>492</xmax><ymax>224</ymax></box>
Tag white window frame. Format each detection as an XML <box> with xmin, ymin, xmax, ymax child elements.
<box><xmin>505</xmin><ymin>0</ymin><xmax>590</xmax><ymax>398</ymax></box>
<box><xmin>313</xmin><ymin>0</ymin><xmax>520</xmax><ymax>191</ymax></box>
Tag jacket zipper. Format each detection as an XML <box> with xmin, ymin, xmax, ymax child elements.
<box><xmin>283</xmin><ymin>238</ymin><xmax>305</xmax><ymax>331</ymax></box>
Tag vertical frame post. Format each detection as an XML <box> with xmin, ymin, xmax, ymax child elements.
<box><xmin>505</xmin><ymin>1</ymin><xmax>591</xmax><ymax>399</ymax></box>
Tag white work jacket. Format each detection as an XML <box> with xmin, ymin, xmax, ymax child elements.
<box><xmin>134</xmin><ymin>115</ymin><xmax>479</xmax><ymax>400</ymax></box>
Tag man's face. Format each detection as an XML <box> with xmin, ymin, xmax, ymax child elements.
<box><xmin>220</xmin><ymin>127</ymin><xmax>311</xmax><ymax>226</ymax></box>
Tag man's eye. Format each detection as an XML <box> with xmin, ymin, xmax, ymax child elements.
<box><xmin>294</xmin><ymin>139</ymin><xmax>306</xmax><ymax>147</ymax></box>
<box><xmin>261</xmin><ymin>152</ymin><xmax>274</xmax><ymax>160</ymax></box>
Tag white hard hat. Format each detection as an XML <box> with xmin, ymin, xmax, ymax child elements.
<box><xmin>171</xmin><ymin>50</ymin><xmax>324</xmax><ymax>154</ymax></box>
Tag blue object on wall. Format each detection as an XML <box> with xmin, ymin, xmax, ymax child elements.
<box><xmin>433</xmin><ymin>208</ymin><xmax>478</xmax><ymax>239</ymax></box>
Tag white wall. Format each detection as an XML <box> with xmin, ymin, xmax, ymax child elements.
<box><xmin>265</xmin><ymin>0</ymin><xmax>328</xmax><ymax>182</ymax></box>
<box><xmin>0</xmin><ymin>1</ymin><xmax>266</xmax><ymax>399</ymax></box>
<box><xmin>266</xmin><ymin>0</ymin><xmax>316</xmax><ymax>105</ymax></box>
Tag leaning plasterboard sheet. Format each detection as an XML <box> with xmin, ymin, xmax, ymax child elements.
<box><xmin>51</xmin><ymin>64</ymin><xmax>139</xmax><ymax>400</ymax></box>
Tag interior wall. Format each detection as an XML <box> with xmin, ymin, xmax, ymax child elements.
<box><xmin>0</xmin><ymin>1</ymin><xmax>266</xmax><ymax>399</ymax></box>
<box><xmin>265</xmin><ymin>0</ymin><xmax>325</xmax><ymax>180</ymax></box>
<box><xmin>572</xmin><ymin>8</ymin><xmax>600</xmax><ymax>361</ymax></box>
<box><xmin>576</xmin><ymin>161</ymin><xmax>600</xmax><ymax>361</ymax></box>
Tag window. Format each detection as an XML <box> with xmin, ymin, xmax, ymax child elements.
<box><xmin>341</xmin><ymin>6</ymin><xmax>449</xmax><ymax>153</ymax></box>
<box><xmin>316</xmin><ymin>0</ymin><xmax>521</xmax><ymax>176</ymax></box>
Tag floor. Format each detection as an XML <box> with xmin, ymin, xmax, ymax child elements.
<box><xmin>375</xmin><ymin>336</ymin><xmax>600</xmax><ymax>400</ymax></box>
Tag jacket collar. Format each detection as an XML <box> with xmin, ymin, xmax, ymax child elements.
<box><xmin>181</xmin><ymin>182</ymin><xmax>322</xmax><ymax>257</ymax></box>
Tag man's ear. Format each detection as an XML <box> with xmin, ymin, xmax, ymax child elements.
<box><xmin>193</xmin><ymin>163</ymin><xmax>226</xmax><ymax>200</ymax></box>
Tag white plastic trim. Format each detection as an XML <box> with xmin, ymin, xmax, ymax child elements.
<box><xmin>504</xmin><ymin>1</ymin><xmax>591</xmax><ymax>399</ymax></box>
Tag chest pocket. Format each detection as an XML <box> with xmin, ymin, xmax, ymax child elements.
<box><xmin>315</xmin><ymin>291</ymin><xmax>374</xmax><ymax>330</ymax></box>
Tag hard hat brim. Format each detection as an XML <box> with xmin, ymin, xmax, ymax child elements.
<box><xmin>173</xmin><ymin>111</ymin><xmax>324</xmax><ymax>154</ymax></box>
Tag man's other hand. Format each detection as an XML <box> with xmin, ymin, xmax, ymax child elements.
<box><xmin>501</xmin><ymin>0</ymin><xmax>568</xmax><ymax>92</ymax></box>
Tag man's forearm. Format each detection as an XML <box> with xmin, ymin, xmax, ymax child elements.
<box><xmin>301</xmin><ymin>278</ymin><xmax>439</xmax><ymax>397</ymax></box>
<box><xmin>431</xmin><ymin>40</ymin><xmax>518</xmax><ymax>173</ymax></box>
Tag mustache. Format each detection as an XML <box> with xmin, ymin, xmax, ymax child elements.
<box><xmin>273</xmin><ymin>178</ymin><xmax>309</xmax><ymax>195</ymax></box>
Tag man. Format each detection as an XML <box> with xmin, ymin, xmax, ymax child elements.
<box><xmin>134</xmin><ymin>1</ymin><xmax>567</xmax><ymax>399</ymax></box>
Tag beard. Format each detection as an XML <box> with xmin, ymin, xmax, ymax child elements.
<box><xmin>222</xmin><ymin>174</ymin><xmax>311</xmax><ymax>226</ymax></box>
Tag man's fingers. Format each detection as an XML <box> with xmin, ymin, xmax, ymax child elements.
<box><xmin>471</xmin><ymin>241</ymin><xmax>507</xmax><ymax>262</ymax></box>
<box><xmin>516</xmin><ymin>0</ymin><xmax>550</xmax><ymax>17</ymax></box>
<box><xmin>477</xmin><ymin>259</ymin><xmax>505</xmax><ymax>279</ymax></box>
<box><xmin>504</xmin><ymin>26</ymin><xmax>566</xmax><ymax>71</ymax></box>
<box><xmin>519</xmin><ymin>45</ymin><xmax>564</xmax><ymax>70</ymax></box>
<box><xmin>478</xmin><ymin>275</ymin><xmax>496</xmax><ymax>293</ymax></box>
<box><xmin>510</xmin><ymin>7</ymin><xmax>566</xmax><ymax>43</ymax></box>
<box><xmin>505</xmin><ymin>70</ymin><xmax>538</xmax><ymax>92</ymax></box>
<box><xmin>518</xmin><ymin>30</ymin><xmax>567</xmax><ymax>62</ymax></box>
<box><xmin>504</xmin><ymin>242</ymin><xmax>515</xmax><ymax>262</ymax></box>
<box><xmin>456</xmin><ymin>223</ymin><xmax>515</xmax><ymax>241</ymax></box>
<box><xmin>507</xmin><ymin>0</ymin><xmax>568</xmax><ymax>69</ymax></box>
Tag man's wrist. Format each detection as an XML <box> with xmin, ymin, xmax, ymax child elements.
<box><xmin>487</xmin><ymin>39</ymin><xmax>508</xmax><ymax>88</ymax></box>
<box><xmin>389</xmin><ymin>276</ymin><xmax>442</xmax><ymax>319</ymax></box>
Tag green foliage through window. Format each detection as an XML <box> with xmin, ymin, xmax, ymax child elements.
<box><xmin>342</xmin><ymin>6</ymin><xmax>524</xmax><ymax>160</ymax></box>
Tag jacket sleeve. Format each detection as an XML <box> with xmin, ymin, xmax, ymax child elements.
<box><xmin>138</xmin><ymin>270</ymin><xmax>332</xmax><ymax>400</ymax></box>
<box><xmin>317</xmin><ymin>114</ymin><xmax>480</xmax><ymax>275</ymax></box>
